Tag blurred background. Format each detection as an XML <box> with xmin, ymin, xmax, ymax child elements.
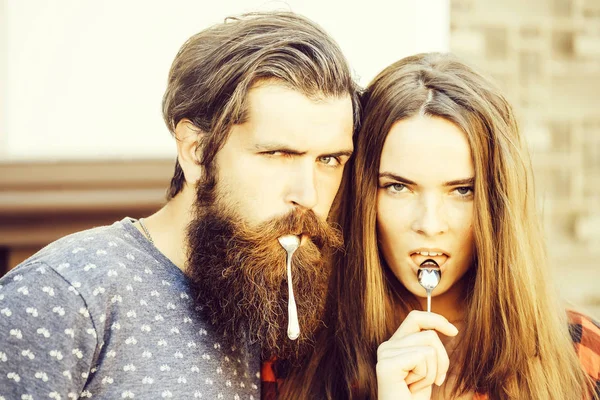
<box><xmin>0</xmin><ymin>0</ymin><xmax>598</xmax><ymax>316</ymax></box>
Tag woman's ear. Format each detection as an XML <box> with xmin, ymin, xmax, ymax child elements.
<box><xmin>174</xmin><ymin>119</ymin><xmax>205</xmax><ymax>185</ymax></box>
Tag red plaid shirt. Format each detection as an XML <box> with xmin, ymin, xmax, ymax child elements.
<box><xmin>566</xmin><ymin>310</ymin><xmax>600</xmax><ymax>397</ymax></box>
<box><xmin>261</xmin><ymin>310</ymin><xmax>600</xmax><ymax>399</ymax></box>
<box><xmin>260</xmin><ymin>357</ymin><xmax>281</xmax><ymax>400</ymax></box>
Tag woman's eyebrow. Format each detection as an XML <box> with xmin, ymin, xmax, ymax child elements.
<box><xmin>443</xmin><ymin>177</ymin><xmax>475</xmax><ymax>187</ymax></box>
<box><xmin>379</xmin><ymin>173</ymin><xmax>475</xmax><ymax>187</ymax></box>
<box><xmin>378</xmin><ymin>172</ymin><xmax>416</xmax><ymax>185</ymax></box>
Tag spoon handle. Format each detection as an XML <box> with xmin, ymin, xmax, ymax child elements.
<box><xmin>286</xmin><ymin>251</ymin><xmax>300</xmax><ymax>340</ymax></box>
<box><xmin>426</xmin><ymin>289</ymin><xmax>432</xmax><ymax>313</ymax></box>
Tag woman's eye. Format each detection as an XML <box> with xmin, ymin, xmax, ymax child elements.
<box><xmin>455</xmin><ymin>187</ymin><xmax>473</xmax><ymax>196</ymax></box>
<box><xmin>387</xmin><ymin>183</ymin><xmax>406</xmax><ymax>193</ymax></box>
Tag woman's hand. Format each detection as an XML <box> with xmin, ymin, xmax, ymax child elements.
<box><xmin>376</xmin><ymin>310</ymin><xmax>459</xmax><ymax>400</ymax></box>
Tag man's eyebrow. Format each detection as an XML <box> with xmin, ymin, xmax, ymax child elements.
<box><xmin>254</xmin><ymin>143</ymin><xmax>305</xmax><ymax>155</ymax></box>
<box><xmin>254</xmin><ymin>144</ymin><xmax>353</xmax><ymax>158</ymax></box>
<box><xmin>323</xmin><ymin>150</ymin><xmax>353</xmax><ymax>158</ymax></box>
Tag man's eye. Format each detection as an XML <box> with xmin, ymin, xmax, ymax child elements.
<box><xmin>318</xmin><ymin>156</ymin><xmax>341</xmax><ymax>166</ymax></box>
<box><xmin>262</xmin><ymin>151</ymin><xmax>291</xmax><ymax>158</ymax></box>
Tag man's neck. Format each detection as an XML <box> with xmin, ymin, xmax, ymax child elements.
<box><xmin>134</xmin><ymin>186</ymin><xmax>195</xmax><ymax>272</ymax></box>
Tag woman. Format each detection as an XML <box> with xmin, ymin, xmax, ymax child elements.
<box><xmin>281</xmin><ymin>53</ymin><xmax>599</xmax><ymax>399</ymax></box>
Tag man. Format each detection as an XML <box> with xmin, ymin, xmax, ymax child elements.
<box><xmin>0</xmin><ymin>12</ymin><xmax>358</xmax><ymax>399</ymax></box>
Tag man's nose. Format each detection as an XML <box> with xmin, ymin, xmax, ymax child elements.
<box><xmin>411</xmin><ymin>195</ymin><xmax>449</xmax><ymax>236</ymax></box>
<box><xmin>285</xmin><ymin>163</ymin><xmax>319</xmax><ymax>211</ymax></box>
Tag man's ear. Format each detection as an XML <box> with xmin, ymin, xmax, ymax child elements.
<box><xmin>174</xmin><ymin>119</ymin><xmax>205</xmax><ymax>185</ymax></box>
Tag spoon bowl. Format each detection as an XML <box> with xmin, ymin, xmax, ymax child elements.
<box><xmin>418</xmin><ymin>268</ymin><xmax>441</xmax><ymax>291</ymax></box>
<box><xmin>418</xmin><ymin>264</ymin><xmax>441</xmax><ymax>313</ymax></box>
<box><xmin>278</xmin><ymin>235</ymin><xmax>300</xmax><ymax>253</ymax></box>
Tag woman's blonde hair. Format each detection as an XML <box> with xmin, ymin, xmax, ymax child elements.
<box><xmin>281</xmin><ymin>53</ymin><xmax>595</xmax><ymax>399</ymax></box>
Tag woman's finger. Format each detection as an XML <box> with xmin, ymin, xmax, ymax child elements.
<box><xmin>377</xmin><ymin>348</ymin><xmax>431</xmax><ymax>399</ymax></box>
<box><xmin>390</xmin><ymin>310</ymin><xmax>459</xmax><ymax>339</ymax></box>
<box><xmin>406</xmin><ymin>346</ymin><xmax>436</xmax><ymax>393</ymax></box>
<box><xmin>378</xmin><ymin>329</ymin><xmax>450</xmax><ymax>386</ymax></box>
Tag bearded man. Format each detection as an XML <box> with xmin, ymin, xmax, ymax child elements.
<box><xmin>0</xmin><ymin>11</ymin><xmax>358</xmax><ymax>399</ymax></box>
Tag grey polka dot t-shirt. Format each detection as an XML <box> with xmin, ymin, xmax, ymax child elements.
<box><xmin>0</xmin><ymin>218</ymin><xmax>261</xmax><ymax>399</ymax></box>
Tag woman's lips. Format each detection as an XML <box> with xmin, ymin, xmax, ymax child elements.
<box><xmin>420</xmin><ymin>259</ymin><xmax>439</xmax><ymax>267</ymax></box>
<box><xmin>410</xmin><ymin>253</ymin><xmax>449</xmax><ymax>268</ymax></box>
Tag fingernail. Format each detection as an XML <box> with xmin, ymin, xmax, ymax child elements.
<box><xmin>436</xmin><ymin>374</ymin><xmax>447</xmax><ymax>386</ymax></box>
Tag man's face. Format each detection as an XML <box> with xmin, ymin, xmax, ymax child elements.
<box><xmin>186</xmin><ymin>82</ymin><xmax>354</xmax><ymax>361</ymax></box>
<box><xmin>213</xmin><ymin>81</ymin><xmax>354</xmax><ymax>227</ymax></box>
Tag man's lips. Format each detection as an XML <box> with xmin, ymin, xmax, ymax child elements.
<box><xmin>300</xmin><ymin>234</ymin><xmax>309</xmax><ymax>247</ymax></box>
<box><xmin>284</xmin><ymin>234</ymin><xmax>312</xmax><ymax>247</ymax></box>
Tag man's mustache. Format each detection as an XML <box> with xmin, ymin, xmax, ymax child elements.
<box><xmin>234</xmin><ymin>209</ymin><xmax>344</xmax><ymax>252</ymax></box>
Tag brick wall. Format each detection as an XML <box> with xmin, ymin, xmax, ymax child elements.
<box><xmin>450</xmin><ymin>0</ymin><xmax>600</xmax><ymax>317</ymax></box>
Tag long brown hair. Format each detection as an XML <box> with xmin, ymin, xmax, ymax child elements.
<box><xmin>282</xmin><ymin>53</ymin><xmax>595</xmax><ymax>399</ymax></box>
<box><xmin>161</xmin><ymin>11</ymin><xmax>359</xmax><ymax>200</ymax></box>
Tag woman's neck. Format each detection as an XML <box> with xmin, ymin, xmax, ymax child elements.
<box><xmin>417</xmin><ymin>274</ymin><xmax>468</xmax><ymax>324</ymax></box>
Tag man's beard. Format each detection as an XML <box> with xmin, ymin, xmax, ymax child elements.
<box><xmin>185</xmin><ymin>186</ymin><xmax>343</xmax><ymax>362</ymax></box>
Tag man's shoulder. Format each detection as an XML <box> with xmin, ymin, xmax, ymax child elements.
<box><xmin>5</xmin><ymin>218</ymin><xmax>160</xmax><ymax>295</ymax></box>
<box><xmin>1</xmin><ymin>216</ymin><xmax>184</xmax><ymax>329</ymax></box>
<box><xmin>18</xmin><ymin>218</ymin><xmax>144</xmax><ymax>271</ymax></box>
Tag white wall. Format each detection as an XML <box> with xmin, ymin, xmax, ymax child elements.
<box><xmin>1</xmin><ymin>0</ymin><xmax>449</xmax><ymax>161</ymax></box>
<box><xmin>0</xmin><ymin>1</ymin><xmax>7</xmax><ymax>159</ymax></box>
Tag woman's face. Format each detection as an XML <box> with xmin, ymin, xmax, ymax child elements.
<box><xmin>377</xmin><ymin>115</ymin><xmax>475</xmax><ymax>300</ymax></box>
